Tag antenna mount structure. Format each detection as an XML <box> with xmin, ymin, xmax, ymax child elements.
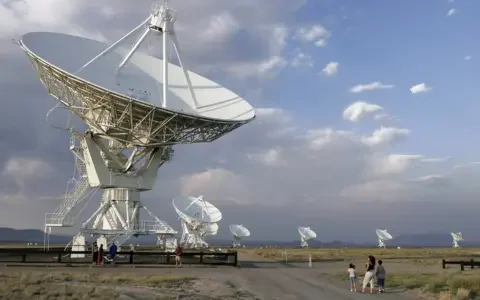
<box><xmin>173</xmin><ymin>196</ymin><xmax>221</xmax><ymax>249</ymax></box>
<box><xmin>298</xmin><ymin>227</ymin><xmax>316</xmax><ymax>248</ymax></box>
<box><xmin>451</xmin><ymin>232</ymin><xmax>463</xmax><ymax>248</ymax></box>
<box><xmin>376</xmin><ymin>229</ymin><xmax>392</xmax><ymax>248</ymax></box>
<box><xmin>17</xmin><ymin>0</ymin><xmax>255</xmax><ymax>254</ymax></box>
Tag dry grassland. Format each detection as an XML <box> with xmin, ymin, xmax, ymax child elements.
<box><xmin>244</xmin><ymin>247</ymin><xmax>480</xmax><ymax>299</ymax></box>
<box><xmin>334</xmin><ymin>271</ymin><xmax>480</xmax><ymax>300</ymax></box>
<box><xmin>246</xmin><ymin>247</ymin><xmax>480</xmax><ymax>261</ymax></box>
<box><xmin>0</xmin><ymin>270</ymin><xmax>253</xmax><ymax>300</ymax></box>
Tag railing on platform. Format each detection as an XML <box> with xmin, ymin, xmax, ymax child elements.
<box><xmin>0</xmin><ymin>248</ymin><xmax>237</xmax><ymax>267</ymax></box>
<box><xmin>442</xmin><ymin>259</ymin><xmax>480</xmax><ymax>271</ymax></box>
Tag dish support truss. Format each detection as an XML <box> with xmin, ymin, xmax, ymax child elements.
<box><xmin>452</xmin><ymin>238</ymin><xmax>461</xmax><ymax>248</ymax></box>
<box><xmin>377</xmin><ymin>238</ymin><xmax>387</xmax><ymax>248</ymax></box>
<box><xmin>300</xmin><ymin>237</ymin><xmax>310</xmax><ymax>248</ymax></box>
<box><xmin>232</xmin><ymin>236</ymin><xmax>244</xmax><ymax>248</ymax></box>
<box><xmin>44</xmin><ymin>131</ymin><xmax>177</xmax><ymax>253</ymax></box>
<box><xmin>178</xmin><ymin>219</ymin><xmax>210</xmax><ymax>249</ymax></box>
<box><xmin>156</xmin><ymin>235</ymin><xmax>177</xmax><ymax>252</ymax></box>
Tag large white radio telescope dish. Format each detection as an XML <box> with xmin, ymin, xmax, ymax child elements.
<box><xmin>229</xmin><ymin>224</ymin><xmax>250</xmax><ymax>248</ymax></box>
<box><xmin>20</xmin><ymin>32</ymin><xmax>255</xmax><ymax>123</ymax></box>
<box><xmin>451</xmin><ymin>232</ymin><xmax>463</xmax><ymax>248</ymax></box>
<box><xmin>17</xmin><ymin>1</ymin><xmax>254</xmax><ymax>253</ymax></box>
<box><xmin>173</xmin><ymin>195</ymin><xmax>222</xmax><ymax>248</ymax></box>
<box><xmin>298</xmin><ymin>226</ymin><xmax>316</xmax><ymax>248</ymax></box>
<box><xmin>376</xmin><ymin>229</ymin><xmax>393</xmax><ymax>248</ymax></box>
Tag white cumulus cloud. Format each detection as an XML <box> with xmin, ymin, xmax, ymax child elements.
<box><xmin>361</xmin><ymin>126</ymin><xmax>411</xmax><ymax>147</ymax></box>
<box><xmin>343</xmin><ymin>101</ymin><xmax>383</xmax><ymax>122</ymax></box>
<box><xmin>349</xmin><ymin>81</ymin><xmax>395</xmax><ymax>93</ymax></box>
<box><xmin>295</xmin><ymin>25</ymin><xmax>331</xmax><ymax>47</ymax></box>
<box><xmin>322</xmin><ymin>61</ymin><xmax>339</xmax><ymax>76</ymax></box>
<box><xmin>410</xmin><ymin>83</ymin><xmax>432</xmax><ymax>94</ymax></box>
<box><xmin>447</xmin><ymin>8</ymin><xmax>457</xmax><ymax>16</ymax></box>
<box><xmin>290</xmin><ymin>51</ymin><xmax>314</xmax><ymax>68</ymax></box>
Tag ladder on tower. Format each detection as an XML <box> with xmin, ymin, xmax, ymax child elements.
<box><xmin>45</xmin><ymin>135</ymin><xmax>91</xmax><ymax>227</ymax></box>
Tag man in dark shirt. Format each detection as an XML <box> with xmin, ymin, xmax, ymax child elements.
<box><xmin>109</xmin><ymin>242</ymin><xmax>118</xmax><ymax>264</ymax></box>
<box><xmin>175</xmin><ymin>243</ymin><xmax>183</xmax><ymax>268</ymax></box>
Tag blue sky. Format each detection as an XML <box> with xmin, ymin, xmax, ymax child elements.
<box><xmin>267</xmin><ymin>0</ymin><xmax>479</xmax><ymax>160</ymax></box>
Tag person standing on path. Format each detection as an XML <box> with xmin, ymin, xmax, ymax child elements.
<box><xmin>97</xmin><ymin>244</ymin><xmax>104</xmax><ymax>265</ymax></box>
<box><xmin>362</xmin><ymin>255</ymin><xmax>375</xmax><ymax>294</ymax></box>
<box><xmin>347</xmin><ymin>263</ymin><xmax>357</xmax><ymax>292</ymax></box>
<box><xmin>375</xmin><ymin>260</ymin><xmax>386</xmax><ymax>293</ymax></box>
<box><xmin>109</xmin><ymin>242</ymin><xmax>118</xmax><ymax>265</ymax></box>
<box><xmin>92</xmin><ymin>242</ymin><xmax>98</xmax><ymax>265</ymax></box>
<box><xmin>175</xmin><ymin>243</ymin><xmax>183</xmax><ymax>268</ymax></box>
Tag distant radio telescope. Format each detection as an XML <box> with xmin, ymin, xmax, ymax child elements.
<box><xmin>173</xmin><ymin>195</ymin><xmax>222</xmax><ymax>249</ymax></box>
<box><xmin>229</xmin><ymin>224</ymin><xmax>251</xmax><ymax>248</ymax></box>
<box><xmin>376</xmin><ymin>229</ymin><xmax>393</xmax><ymax>248</ymax></box>
<box><xmin>298</xmin><ymin>226</ymin><xmax>317</xmax><ymax>248</ymax></box>
<box><xmin>451</xmin><ymin>232</ymin><xmax>464</xmax><ymax>248</ymax></box>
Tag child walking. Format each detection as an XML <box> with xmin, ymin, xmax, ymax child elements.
<box><xmin>347</xmin><ymin>263</ymin><xmax>357</xmax><ymax>292</ymax></box>
<box><xmin>375</xmin><ymin>260</ymin><xmax>386</xmax><ymax>293</ymax></box>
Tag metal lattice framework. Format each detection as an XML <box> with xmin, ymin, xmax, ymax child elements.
<box><xmin>22</xmin><ymin>49</ymin><xmax>246</xmax><ymax>148</ymax></box>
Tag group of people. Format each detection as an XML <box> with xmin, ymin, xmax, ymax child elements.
<box><xmin>90</xmin><ymin>240</ymin><xmax>184</xmax><ymax>267</ymax></box>
<box><xmin>91</xmin><ymin>241</ymin><xmax>118</xmax><ymax>265</ymax></box>
<box><xmin>347</xmin><ymin>255</ymin><xmax>386</xmax><ymax>294</ymax></box>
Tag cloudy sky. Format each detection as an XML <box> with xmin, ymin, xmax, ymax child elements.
<box><xmin>1</xmin><ymin>0</ymin><xmax>479</xmax><ymax>243</ymax></box>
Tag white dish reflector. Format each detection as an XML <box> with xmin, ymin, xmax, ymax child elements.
<box><xmin>19</xmin><ymin>32</ymin><xmax>255</xmax><ymax>122</ymax></box>
<box><xmin>451</xmin><ymin>232</ymin><xmax>463</xmax><ymax>241</ymax></box>
<box><xmin>173</xmin><ymin>195</ymin><xmax>222</xmax><ymax>223</ymax></box>
<box><xmin>202</xmin><ymin>222</ymin><xmax>219</xmax><ymax>236</ymax></box>
<box><xmin>298</xmin><ymin>226</ymin><xmax>317</xmax><ymax>240</ymax></box>
<box><xmin>229</xmin><ymin>224</ymin><xmax>251</xmax><ymax>238</ymax></box>
<box><xmin>376</xmin><ymin>229</ymin><xmax>393</xmax><ymax>240</ymax></box>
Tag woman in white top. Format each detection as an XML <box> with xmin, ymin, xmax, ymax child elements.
<box><xmin>362</xmin><ymin>255</ymin><xmax>376</xmax><ymax>294</ymax></box>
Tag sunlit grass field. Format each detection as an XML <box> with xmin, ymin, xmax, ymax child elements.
<box><xmin>243</xmin><ymin>247</ymin><xmax>480</xmax><ymax>261</ymax></box>
<box><xmin>0</xmin><ymin>271</ymin><xmax>194</xmax><ymax>299</ymax></box>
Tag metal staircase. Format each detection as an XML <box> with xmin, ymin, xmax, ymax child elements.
<box><xmin>45</xmin><ymin>135</ymin><xmax>90</xmax><ymax>227</ymax></box>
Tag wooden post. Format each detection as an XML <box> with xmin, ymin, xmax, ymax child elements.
<box><xmin>460</xmin><ymin>262</ymin><xmax>464</xmax><ymax>271</ymax></box>
<box><xmin>57</xmin><ymin>252</ymin><xmax>62</xmax><ymax>263</ymax></box>
<box><xmin>442</xmin><ymin>259</ymin><xmax>446</xmax><ymax>269</ymax></box>
<box><xmin>234</xmin><ymin>251</ymin><xmax>238</xmax><ymax>267</ymax></box>
<box><xmin>166</xmin><ymin>253</ymin><xmax>170</xmax><ymax>264</ymax></box>
<box><xmin>200</xmin><ymin>252</ymin><xmax>204</xmax><ymax>263</ymax></box>
<box><xmin>21</xmin><ymin>254</ymin><xmax>26</xmax><ymax>263</ymax></box>
<box><xmin>129</xmin><ymin>251</ymin><xmax>133</xmax><ymax>264</ymax></box>
<box><xmin>471</xmin><ymin>259</ymin><xmax>474</xmax><ymax>269</ymax></box>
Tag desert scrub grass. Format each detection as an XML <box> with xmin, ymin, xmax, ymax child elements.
<box><xmin>334</xmin><ymin>271</ymin><xmax>480</xmax><ymax>297</ymax></box>
<box><xmin>246</xmin><ymin>247</ymin><xmax>480</xmax><ymax>261</ymax></box>
<box><xmin>0</xmin><ymin>270</ymin><xmax>195</xmax><ymax>299</ymax></box>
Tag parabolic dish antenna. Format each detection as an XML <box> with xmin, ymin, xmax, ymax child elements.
<box><xmin>229</xmin><ymin>224</ymin><xmax>251</xmax><ymax>248</ymax></box>
<box><xmin>17</xmin><ymin>1</ymin><xmax>254</xmax><ymax>253</ymax></box>
<box><xmin>201</xmin><ymin>222</ymin><xmax>219</xmax><ymax>236</ymax></box>
<box><xmin>451</xmin><ymin>232</ymin><xmax>463</xmax><ymax>248</ymax></box>
<box><xmin>173</xmin><ymin>195</ymin><xmax>222</xmax><ymax>248</ymax></box>
<box><xmin>298</xmin><ymin>226</ymin><xmax>316</xmax><ymax>248</ymax></box>
<box><xmin>376</xmin><ymin>229</ymin><xmax>393</xmax><ymax>248</ymax></box>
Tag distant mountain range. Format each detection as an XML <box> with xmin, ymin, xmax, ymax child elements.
<box><xmin>0</xmin><ymin>227</ymin><xmax>479</xmax><ymax>247</ymax></box>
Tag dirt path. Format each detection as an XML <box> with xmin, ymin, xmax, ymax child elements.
<box><xmin>230</xmin><ymin>252</ymin><xmax>414</xmax><ymax>300</ymax></box>
<box><xmin>1</xmin><ymin>253</ymin><xmax>416</xmax><ymax>300</ymax></box>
